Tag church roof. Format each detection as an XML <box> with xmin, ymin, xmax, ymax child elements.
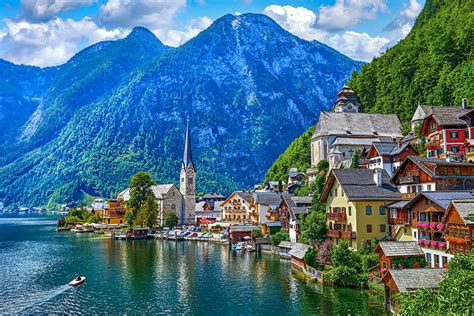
<box><xmin>312</xmin><ymin>112</ymin><xmax>403</xmax><ymax>139</ymax></box>
<box><xmin>182</xmin><ymin>118</ymin><xmax>194</xmax><ymax>170</ymax></box>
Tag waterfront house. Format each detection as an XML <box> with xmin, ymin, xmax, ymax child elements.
<box><xmin>277</xmin><ymin>241</ymin><xmax>296</xmax><ymax>258</ymax></box>
<box><xmin>221</xmin><ymin>191</ymin><xmax>253</xmax><ymax>224</ymax></box>
<box><xmin>251</xmin><ymin>192</ymin><xmax>282</xmax><ymax>226</ymax></box>
<box><xmin>118</xmin><ymin>184</ymin><xmax>183</xmax><ymax>226</ymax></box>
<box><xmin>404</xmin><ymin>191</ymin><xmax>474</xmax><ymax>267</ymax></box>
<box><xmin>442</xmin><ymin>200</ymin><xmax>474</xmax><ymax>254</ymax></box>
<box><xmin>366</xmin><ymin>141</ymin><xmax>418</xmax><ymax>176</ymax></box>
<box><xmin>103</xmin><ymin>199</ymin><xmax>127</xmax><ymax>225</ymax></box>
<box><xmin>309</xmin><ymin>86</ymin><xmax>403</xmax><ymax>170</ymax></box>
<box><xmin>375</xmin><ymin>241</ymin><xmax>425</xmax><ymax>272</ymax></box>
<box><xmin>228</xmin><ymin>225</ymin><xmax>259</xmax><ymax>243</ymax></box>
<box><xmin>320</xmin><ymin>168</ymin><xmax>401</xmax><ymax>250</ymax></box>
<box><xmin>195</xmin><ymin>201</ymin><xmax>223</xmax><ymax>226</ymax></box>
<box><xmin>420</xmin><ymin>100</ymin><xmax>472</xmax><ymax>160</ymax></box>
<box><xmin>391</xmin><ymin>156</ymin><xmax>474</xmax><ymax>199</ymax></box>
<box><xmin>269</xmin><ymin>194</ymin><xmax>311</xmax><ymax>242</ymax></box>
<box><xmin>288</xmin><ymin>243</ymin><xmax>309</xmax><ymax>270</ymax></box>
<box><xmin>381</xmin><ymin>269</ymin><xmax>446</xmax><ymax>313</ymax></box>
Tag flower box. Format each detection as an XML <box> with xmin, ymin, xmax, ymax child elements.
<box><xmin>436</xmin><ymin>223</ymin><xmax>444</xmax><ymax>231</ymax></box>
<box><xmin>430</xmin><ymin>241</ymin><xmax>437</xmax><ymax>247</ymax></box>
<box><xmin>437</xmin><ymin>242</ymin><xmax>446</xmax><ymax>248</ymax></box>
<box><xmin>423</xmin><ymin>240</ymin><xmax>429</xmax><ymax>245</ymax></box>
<box><xmin>417</xmin><ymin>240</ymin><xmax>422</xmax><ymax>245</ymax></box>
<box><xmin>416</xmin><ymin>222</ymin><xmax>422</xmax><ymax>228</ymax></box>
<box><xmin>421</xmin><ymin>223</ymin><xmax>429</xmax><ymax>229</ymax></box>
<box><xmin>429</xmin><ymin>223</ymin><xmax>436</xmax><ymax>230</ymax></box>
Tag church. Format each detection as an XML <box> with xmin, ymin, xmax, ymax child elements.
<box><xmin>119</xmin><ymin>119</ymin><xmax>196</xmax><ymax>226</ymax></box>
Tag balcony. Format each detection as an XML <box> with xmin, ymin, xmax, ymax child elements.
<box><xmin>425</xmin><ymin>139</ymin><xmax>440</xmax><ymax>150</ymax></box>
<box><xmin>326</xmin><ymin>212</ymin><xmax>347</xmax><ymax>221</ymax></box>
<box><xmin>418</xmin><ymin>239</ymin><xmax>446</xmax><ymax>250</ymax></box>
<box><xmin>399</xmin><ymin>175</ymin><xmax>420</xmax><ymax>184</ymax></box>
<box><xmin>416</xmin><ymin>221</ymin><xmax>444</xmax><ymax>231</ymax></box>
<box><xmin>328</xmin><ymin>230</ymin><xmax>340</xmax><ymax>238</ymax></box>
<box><xmin>389</xmin><ymin>218</ymin><xmax>410</xmax><ymax>226</ymax></box>
<box><xmin>341</xmin><ymin>231</ymin><xmax>357</xmax><ymax>239</ymax></box>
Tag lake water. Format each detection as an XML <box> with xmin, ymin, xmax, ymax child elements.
<box><xmin>0</xmin><ymin>215</ymin><xmax>384</xmax><ymax>314</ymax></box>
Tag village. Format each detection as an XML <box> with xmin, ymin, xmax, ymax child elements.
<box><xmin>56</xmin><ymin>86</ymin><xmax>473</xmax><ymax>313</ymax></box>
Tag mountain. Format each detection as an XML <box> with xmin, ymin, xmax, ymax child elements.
<box><xmin>264</xmin><ymin>0</ymin><xmax>473</xmax><ymax>183</ymax></box>
<box><xmin>350</xmin><ymin>0</ymin><xmax>473</xmax><ymax>132</ymax></box>
<box><xmin>0</xmin><ymin>14</ymin><xmax>362</xmax><ymax>208</ymax></box>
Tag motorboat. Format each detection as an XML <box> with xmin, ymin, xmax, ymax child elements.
<box><xmin>233</xmin><ymin>242</ymin><xmax>246</xmax><ymax>251</ymax></box>
<box><xmin>69</xmin><ymin>276</ymin><xmax>86</xmax><ymax>287</ymax></box>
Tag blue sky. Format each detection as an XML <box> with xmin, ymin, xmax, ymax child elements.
<box><xmin>0</xmin><ymin>0</ymin><xmax>425</xmax><ymax>67</ymax></box>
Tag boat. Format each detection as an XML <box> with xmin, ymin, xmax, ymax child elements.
<box><xmin>245</xmin><ymin>244</ymin><xmax>255</xmax><ymax>252</ymax></box>
<box><xmin>71</xmin><ymin>228</ymin><xmax>84</xmax><ymax>233</ymax></box>
<box><xmin>69</xmin><ymin>276</ymin><xmax>86</xmax><ymax>286</ymax></box>
<box><xmin>233</xmin><ymin>242</ymin><xmax>246</xmax><ymax>251</ymax></box>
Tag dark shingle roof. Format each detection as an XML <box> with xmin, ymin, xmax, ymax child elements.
<box><xmin>373</xmin><ymin>142</ymin><xmax>398</xmax><ymax>155</ymax></box>
<box><xmin>384</xmin><ymin>269</ymin><xmax>446</xmax><ymax>293</ymax></box>
<box><xmin>253</xmin><ymin>192</ymin><xmax>282</xmax><ymax>205</ymax></box>
<box><xmin>392</xmin><ymin>156</ymin><xmax>474</xmax><ymax>181</ymax></box>
<box><xmin>288</xmin><ymin>243</ymin><xmax>309</xmax><ymax>259</ymax></box>
<box><xmin>278</xmin><ymin>241</ymin><xmax>296</xmax><ymax>249</ymax></box>
<box><xmin>234</xmin><ymin>191</ymin><xmax>252</xmax><ymax>203</ymax></box>
<box><xmin>331</xmin><ymin>169</ymin><xmax>401</xmax><ymax>201</ymax></box>
<box><xmin>377</xmin><ymin>241</ymin><xmax>424</xmax><ymax>257</ymax></box>
<box><xmin>450</xmin><ymin>200</ymin><xmax>474</xmax><ymax>225</ymax></box>
<box><xmin>313</xmin><ymin>112</ymin><xmax>402</xmax><ymax>139</ymax></box>
<box><xmin>291</xmin><ymin>196</ymin><xmax>312</xmax><ymax>206</ymax></box>
<box><xmin>385</xmin><ymin>200</ymin><xmax>411</xmax><ymax>209</ymax></box>
<box><xmin>430</xmin><ymin>107</ymin><xmax>471</xmax><ymax>127</ymax></box>
<box><xmin>406</xmin><ymin>191</ymin><xmax>474</xmax><ymax>210</ymax></box>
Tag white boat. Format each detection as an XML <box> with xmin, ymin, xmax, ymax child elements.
<box><xmin>69</xmin><ymin>276</ymin><xmax>86</xmax><ymax>286</ymax></box>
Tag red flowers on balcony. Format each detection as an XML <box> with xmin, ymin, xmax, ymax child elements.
<box><xmin>326</xmin><ymin>212</ymin><xmax>347</xmax><ymax>221</ymax></box>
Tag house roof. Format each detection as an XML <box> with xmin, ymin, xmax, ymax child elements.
<box><xmin>195</xmin><ymin>201</ymin><xmax>207</xmax><ymax>212</ymax></box>
<box><xmin>427</xmin><ymin>107</ymin><xmax>471</xmax><ymax>127</ymax></box>
<box><xmin>385</xmin><ymin>200</ymin><xmax>411</xmax><ymax>209</ymax></box>
<box><xmin>410</xmin><ymin>104</ymin><xmax>430</xmax><ymax>122</ymax></box>
<box><xmin>371</xmin><ymin>141</ymin><xmax>414</xmax><ymax>157</ymax></box>
<box><xmin>312</xmin><ymin>112</ymin><xmax>403</xmax><ymax>139</ymax></box>
<box><xmin>117</xmin><ymin>184</ymin><xmax>178</xmax><ymax>201</ymax></box>
<box><xmin>320</xmin><ymin>168</ymin><xmax>401</xmax><ymax>202</ymax></box>
<box><xmin>229</xmin><ymin>225</ymin><xmax>259</xmax><ymax>232</ymax></box>
<box><xmin>382</xmin><ymin>269</ymin><xmax>446</xmax><ymax>293</ymax></box>
<box><xmin>253</xmin><ymin>192</ymin><xmax>282</xmax><ymax>206</ymax></box>
<box><xmin>278</xmin><ymin>241</ymin><xmax>297</xmax><ymax>249</ymax></box>
<box><xmin>223</xmin><ymin>191</ymin><xmax>252</xmax><ymax>205</ymax></box>
<box><xmin>202</xmin><ymin>192</ymin><xmax>226</xmax><ymax>199</ymax></box>
<box><xmin>376</xmin><ymin>241</ymin><xmax>424</xmax><ymax>257</ymax></box>
<box><xmin>291</xmin><ymin>196</ymin><xmax>312</xmax><ymax>206</ymax></box>
<box><xmin>446</xmin><ymin>200</ymin><xmax>474</xmax><ymax>225</ymax></box>
<box><xmin>405</xmin><ymin>191</ymin><xmax>474</xmax><ymax>210</ymax></box>
<box><xmin>280</xmin><ymin>194</ymin><xmax>311</xmax><ymax>220</ymax></box>
<box><xmin>288</xmin><ymin>243</ymin><xmax>309</xmax><ymax>259</ymax></box>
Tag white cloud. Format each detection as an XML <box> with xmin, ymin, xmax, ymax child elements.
<box><xmin>157</xmin><ymin>16</ymin><xmax>212</xmax><ymax>47</ymax></box>
<box><xmin>327</xmin><ymin>31</ymin><xmax>390</xmax><ymax>62</ymax></box>
<box><xmin>384</xmin><ymin>0</ymin><xmax>422</xmax><ymax>42</ymax></box>
<box><xmin>317</xmin><ymin>0</ymin><xmax>388</xmax><ymax>32</ymax></box>
<box><xmin>263</xmin><ymin>5</ymin><xmax>326</xmax><ymax>41</ymax></box>
<box><xmin>97</xmin><ymin>0</ymin><xmax>186</xmax><ymax>29</ymax></box>
<box><xmin>20</xmin><ymin>0</ymin><xmax>95</xmax><ymax>22</ymax></box>
<box><xmin>0</xmin><ymin>17</ymin><xmax>125</xmax><ymax>67</ymax></box>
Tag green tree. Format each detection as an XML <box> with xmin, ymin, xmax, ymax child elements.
<box><xmin>351</xmin><ymin>150</ymin><xmax>361</xmax><ymax>169</ymax></box>
<box><xmin>124</xmin><ymin>211</ymin><xmax>135</xmax><ymax>226</ymax></box>
<box><xmin>252</xmin><ymin>229</ymin><xmax>263</xmax><ymax>238</ymax></box>
<box><xmin>304</xmin><ymin>247</ymin><xmax>321</xmax><ymax>269</ymax></box>
<box><xmin>271</xmin><ymin>230</ymin><xmax>289</xmax><ymax>246</ymax></box>
<box><xmin>299</xmin><ymin>211</ymin><xmax>327</xmax><ymax>244</ymax></box>
<box><xmin>331</xmin><ymin>240</ymin><xmax>361</xmax><ymax>268</ymax></box>
<box><xmin>135</xmin><ymin>193</ymin><xmax>159</xmax><ymax>228</ymax></box>
<box><xmin>127</xmin><ymin>172</ymin><xmax>155</xmax><ymax>211</ymax></box>
<box><xmin>164</xmin><ymin>210</ymin><xmax>178</xmax><ymax>228</ymax></box>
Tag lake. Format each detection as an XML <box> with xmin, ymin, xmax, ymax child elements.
<box><xmin>0</xmin><ymin>215</ymin><xmax>384</xmax><ymax>314</ymax></box>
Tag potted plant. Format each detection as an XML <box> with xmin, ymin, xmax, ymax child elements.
<box><xmin>421</xmin><ymin>223</ymin><xmax>429</xmax><ymax>229</ymax></box>
<box><xmin>429</xmin><ymin>223</ymin><xmax>436</xmax><ymax>230</ymax></box>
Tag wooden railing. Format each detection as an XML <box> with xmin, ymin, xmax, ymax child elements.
<box><xmin>326</xmin><ymin>212</ymin><xmax>347</xmax><ymax>221</ymax></box>
<box><xmin>328</xmin><ymin>230</ymin><xmax>340</xmax><ymax>238</ymax></box>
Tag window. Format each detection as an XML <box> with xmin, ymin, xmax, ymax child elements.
<box><xmin>348</xmin><ymin>206</ymin><xmax>352</xmax><ymax>216</ymax></box>
<box><xmin>442</xmin><ymin>256</ymin><xmax>448</xmax><ymax>267</ymax></box>
<box><xmin>426</xmin><ymin>253</ymin><xmax>431</xmax><ymax>263</ymax></box>
<box><xmin>450</xmin><ymin>131</ymin><xmax>459</xmax><ymax>139</ymax></box>
<box><xmin>379</xmin><ymin>206</ymin><xmax>385</xmax><ymax>215</ymax></box>
<box><xmin>366</xmin><ymin>206</ymin><xmax>372</xmax><ymax>215</ymax></box>
<box><xmin>439</xmin><ymin>133</ymin><xmax>443</xmax><ymax>140</ymax></box>
<box><xmin>341</xmin><ymin>189</ymin><xmax>344</xmax><ymax>197</ymax></box>
<box><xmin>425</xmin><ymin>198</ymin><xmax>430</xmax><ymax>205</ymax></box>
<box><xmin>427</xmin><ymin>184</ymin><xmax>432</xmax><ymax>191</ymax></box>
<box><xmin>434</xmin><ymin>254</ymin><xmax>440</xmax><ymax>266</ymax></box>
<box><xmin>414</xmin><ymin>231</ymin><xmax>417</xmax><ymax>239</ymax></box>
<box><xmin>380</xmin><ymin>224</ymin><xmax>386</xmax><ymax>232</ymax></box>
<box><xmin>367</xmin><ymin>224</ymin><xmax>372</xmax><ymax>233</ymax></box>
<box><xmin>451</xmin><ymin>146</ymin><xmax>460</xmax><ymax>153</ymax></box>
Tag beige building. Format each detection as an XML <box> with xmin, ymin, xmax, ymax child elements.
<box><xmin>221</xmin><ymin>191</ymin><xmax>254</xmax><ymax>224</ymax></box>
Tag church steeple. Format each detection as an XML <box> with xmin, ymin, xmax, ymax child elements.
<box><xmin>180</xmin><ymin>117</ymin><xmax>196</xmax><ymax>224</ymax></box>
<box><xmin>182</xmin><ymin>117</ymin><xmax>194</xmax><ymax>170</ymax></box>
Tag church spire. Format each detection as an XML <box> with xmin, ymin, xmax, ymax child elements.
<box><xmin>183</xmin><ymin>117</ymin><xmax>194</xmax><ymax>170</ymax></box>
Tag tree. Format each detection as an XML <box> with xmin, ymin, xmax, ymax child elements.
<box><xmin>317</xmin><ymin>239</ymin><xmax>333</xmax><ymax>266</ymax></box>
<box><xmin>127</xmin><ymin>172</ymin><xmax>155</xmax><ymax>211</ymax></box>
<box><xmin>124</xmin><ymin>211</ymin><xmax>135</xmax><ymax>226</ymax></box>
<box><xmin>299</xmin><ymin>211</ymin><xmax>327</xmax><ymax>244</ymax></box>
<box><xmin>252</xmin><ymin>229</ymin><xmax>263</xmax><ymax>238</ymax></box>
<box><xmin>351</xmin><ymin>150</ymin><xmax>361</xmax><ymax>169</ymax></box>
<box><xmin>331</xmin><ymin>240</ymin><xmax>360</xmax><ymax>268</ymax></box>
<box><xmin>304</xmin><ymin>247</ymin><xmax>321</xmax><ymax>269</ymax></box>
<box><xmin>271</xmin><ymin>230</ymin><xmax>289</xmax><ymax>246</ymax></box>
<box><xmin>135</xmin><ymin>193</ymin><xmax>159</xmax><ymax>228</ymax></box>
<box><xmin>164</xmin><ymin>211</ymin><xmax>178</xmax><ymax>228</ymax></box>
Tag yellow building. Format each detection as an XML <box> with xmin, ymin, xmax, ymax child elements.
<box><xmin>320</xmin><ymin>168</ymin><xmax>401</xmax><ymax>249</ymax></box>
<box><xmin>221</xmin><ymin>191</ymin><xmax>253</xmax><ymax>224</ymax></box>
<box><xmin>103</xmin><ymin>199</ymin><xmax>127</xmax><ymax>225</ymax></box>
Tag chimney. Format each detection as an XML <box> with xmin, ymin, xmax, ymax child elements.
<box><xmin>373</xmin><ymin>169</ymin><xmax>382</xmax><ymax>187</ymax></box>
<box><xmin>462</xmin><ymin>98</ymin><xmax>468</xmax><ymax>109</ymax></box>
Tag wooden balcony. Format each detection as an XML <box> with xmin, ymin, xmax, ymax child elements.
<box><xmin>389</xmin><ymin>218</ymin><xmax>410</xmax><ymax>226</ymax></box>
<box><xmin>326</xmin><ymin>212</ymin><xmax>347</xmax><ymax>221</ymax></box>
<box><xmin>399</xmin><ymin>175</ymin><xmax>420</xmax><ymax>184</ymax></box>
<box><xmin>425</xmin><ymin>139</ymin><xmax>440</xmax><ymax>150</ymax></box>
<box><xmin>341</xmin><ymin>231</ymin><xmax>356</xmax><ymax>239</ymax></box>
<box><xmin>327</xmin><ymin>230</ymin><xmax>340</xmax><ymax>238</ymax></box>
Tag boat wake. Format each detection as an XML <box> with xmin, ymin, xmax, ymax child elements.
<box><xmin>7</xmin><ymin>284</ymin><xmax>71</xmax><ymax>314</ymax></box>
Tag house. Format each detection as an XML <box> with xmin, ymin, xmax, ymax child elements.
<box><xmin>228</xmin><ymin>225</ymin><xmax>259</xmax><ymax>243</ymax></box>
<box><xmin>288</xmin><ymin>243</ymin><xmax>309</xmax><ymax>270</ymax></box>
<box><xmin>381</xmin><ymin>269</ymin><xmax>446</xmax><ymax>313</ymax></box>
<box><xmin>195</xmin><ymin>201</ymin><xmax>223</xmax><ymax>226</ymax></box>
<box><xmin>420</xmin><ymin>101</ymin><xmax>472</xmax><ymax>160</ymax></box>
<box><xmin>404</xmin><ymin>191</ymin><xmax>474</xmax><ymax>267</ymax></box>
<box><xmin>91</xmin><ymin>198</ymin><xmax>108</xmax><ymax>211</ymax></box>
<box><xmin>277</xmin><ymin>241</ymin><xmax>297</xmax><ymax>258</ymax></box>
<box><xmin>103</xmin><ymin>199</ymin><xmax>127</xmax><ymax>225</ymax></box>
<box><xmin>310</xmin><ymin>86</ymin><xmax>403</xmax><ymax>169</ymax></box>
<box><xmin>268</xmin><ymin>194</ymin><xmax>311</xmax><ymax>242</ymax></box>
<box><xmin>384</xmin><ymin>199</ymin><xmax>412</xmax><ymax>241</ymax></box>
<box><xmin>197</xmin><ymin>192</ymin><xmax>226</xmax><ymax>203</ymax></box>
<box><xmin>366</xmin><ymin>141</ymin><xmax>418</xmax><ymax>176</ymax></box>
<box><xmin>375</xmin><ymin>241</ymin><xmax>425</xmax><ymax>273</ymax></box>
<box><xmin>442</xmin><ymin>199</ymin><xmax>474</xmax><ymax>254</ymax></box>
<box><xmin>391</xmin><ymin>156</ymin><xmax>474</xmax><ymax>199</ymax></box>
<box><xmin>251</xmin><ymin>192</ymin><xmax>282</xmax><ymax>225</ymax></box>
<box><xmin>221</xmin><ymin>191</ymin><xmax>254</xmax><ymax>224</ymax></box>
<box><xmin>320</xmin><ymin>168</ymin><xmax>401</xmax><ymax>250</ymax></box>
<box><xmin>288</xmin><ymin>168</ymin><xmax>305</xmax><ymax>186</ymax></box>
<box><xmin>118</xmin><ymin>184</ymin><xmax>183</xmax><ymax>226</ymax></box>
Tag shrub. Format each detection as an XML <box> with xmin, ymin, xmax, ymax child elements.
<box><xmin>271</xmin><ymin>230</ymin><xmax>289</xmax><ymax>246</ymax></box>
